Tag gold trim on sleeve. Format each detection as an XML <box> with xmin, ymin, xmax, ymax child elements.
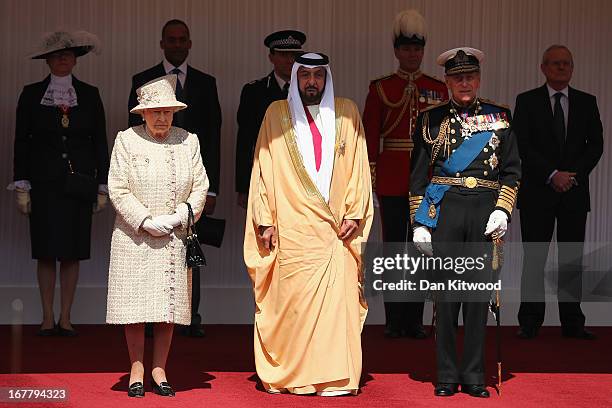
<box><xmin>409</xmin><ymin>194</ymin><xmax>424</xmax><ymax>224</ymax></box>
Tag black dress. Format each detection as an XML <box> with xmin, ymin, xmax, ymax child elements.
<box><xmin>13</xmin><ymin>75</ymin><xmax>109</xmax><ymax>260</ymax></box>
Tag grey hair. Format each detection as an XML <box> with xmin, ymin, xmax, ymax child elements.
<box><xmin>542</xmin><ymin>45</ymin><xmax>573</xmax><ymax>65</ymax></box>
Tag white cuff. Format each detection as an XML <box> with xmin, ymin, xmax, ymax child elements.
<box><xmin>7</xmin><ymin>180</ymin><xmax>31</xmax><ymax>191</ymax></box>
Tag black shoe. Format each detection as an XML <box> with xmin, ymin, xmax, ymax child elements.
<box><xmin>127</xmin><ymin>382</ymin><xmax>144</xmax><ymax>398</ymax></box>
<box><xmin>37</xmin><ymin>324</ymin><xmax>57</xmax><ymax>337</ymax></box>
<box><xmin>182</xmin><ymin>325</ymin><xmax>205</xmax><ymax>338</ymax></box>
<box><xmin>562</xmin><ymin>328</ymin><xmax>596</xmax><ymax>340</ymax></box>
<box><xmin>56</xmin><ymin>323</ymin><xmax>78</xmax><ymax>337</ymax></box>
<box><xmin>461</xmin><ymin>384</ymin><xmax>490</xmax><ymax>398</ymax></box>
<box><xmin>384</xmin><ymin>328</ymin><xmax>402</xmax><ymax>339</ymax></box>
<box><xmin>151</xmin><ymin>380</ymin><xmax>175</xmax><ymax>397</ymax></box>
<box><xmin>404</xmin><ymin>325</ymin><xmax>427</xmax><ymax>339</ymax></box>
<box><xmin>434</xmin><ymin>383</ymin><xmax>458</xmax><ymax>396</ymax></box>
<box><xmin>517</xmin><ymin>326</ymin><xmax>538</xmax><ymax>339</ymax></box>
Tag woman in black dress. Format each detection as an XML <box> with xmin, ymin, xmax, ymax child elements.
<box><xmin>11</xmin><ymin>31</ymin><xmax>109</xmax><ymax>336</ymax></box>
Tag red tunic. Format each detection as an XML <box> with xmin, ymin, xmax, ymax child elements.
<box><xmin>363</xmin><ymin>70</ymin><xmax>448</xmax><ymax>196</ymax></box>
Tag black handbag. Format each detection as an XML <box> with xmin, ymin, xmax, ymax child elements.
<box><xmin>60</xmin><ymin>131</ymin><xmax>97</xmax><ymax>202</ymax></box>
<box><xmin>185</xmin><ymin>202</ymin><xmax>206</xmax><ymax>267</ymax></box>
<box><xmin>64</xmin><ymin>169</ymin><xmax>98</xmax><ymax>203</ymax></box>
<box><xmin>195</xmin><ymin>215</ymin><xmax>226</xmax><ymax>248</ymax></box>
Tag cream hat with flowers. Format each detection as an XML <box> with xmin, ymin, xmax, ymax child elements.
<box><xmin>130</xmin><ymin>74</ymin><xmax>187</xmax><ymax>114</ymax></box>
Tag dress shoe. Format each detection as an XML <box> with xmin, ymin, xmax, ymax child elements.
<box><xmin>562</xmin><ymin>328</ymin><xmax>596</xmax><ymax>340</ymax></box>
<box><xmin>317</xmin><ymin>390</ymin><xmax>352</xmax><ymax>396</ymax></box>
<box><xmin>37</xmin><ymin>324</ymin><xmax>57</xmax><ymax>337</ymax></box>
<box><xmin>384</xmin><ymin>328</ymin><xmax>402</xmax><ymax>338</ymax></box>
<box><xmin>461</xmin><ymin>384</ymin><xmax>490</xmax><ymax>398</ymax></box>
<box><xmin>404</xmin><ymin>325</ymin><xmax>428</xmax><ymax>339</ymax></box>
<box><xmin>182</xmin><ymin>325</ymin><xmax>205</xmax><ymax>337</ymax></box>
<box><xmin>434</xmin><ymin>383</ymin><xmax>458</xmax><ymax>396</ymax></box>
<box><xmin>517</xmin><ymin>326</ymin><xmax>538</xmax><ymax>339</ymax></box>
<box><xmin>127</xmin><ymin>382</ymin><xmax>144</xmax><ymax>398</ymax></box>
<box><xmin>151</xmin><ymin>380</ymin><xmax>175</xmax><ymax>397</ymax></box>
<box><xmin>56</xmin><ymin>323</ymin><xmax>78</xmax><ymax>337</ymax></box>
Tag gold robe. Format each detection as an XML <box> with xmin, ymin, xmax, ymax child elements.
<box><xmin>244</xmin><ymin>97</ymin><xmax>373</xmax><ymax>394</ymax></box>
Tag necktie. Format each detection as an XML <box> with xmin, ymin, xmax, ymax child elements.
<box><xmin>170</xmin><ymin>68</ymin><xmax>185</xmax><ymax>128</ymax></box>
<box><xmin>553</xmin><ymin>92</ymin><xmax>566</xmax><ymax>152</ymax></box>
<box><xmin>282</xmin><ymin>82</ymin><xmax>289</xmax><ymax>98</ymax></box>
<box><xmin>171</xmin><ymin>68</ymin><xmax>184</xmax><ymax>102</ymax></box>
<box><xmin>303</xmin><ymin>106</ymin><xmax>322</xmax><ymax>171</ymax></box>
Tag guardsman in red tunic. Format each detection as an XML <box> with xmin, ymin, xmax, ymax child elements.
<box><xmin>363</xmin><ymin>9</ymin><xmax>448</xmax><ymax>338</ymax></box>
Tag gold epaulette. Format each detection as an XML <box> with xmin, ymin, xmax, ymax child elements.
<box><xmin>370</xmin><ymin>73</ymin><xmax>394</xmax><ymax>83</ymax></box>
<box><xmin>420</xmin><ymin>102</ymin><xmax>444</xmax><ymax>113</ymax></box>
<box><xmin>369</xmin><ymin>162</ymin><xmax>376</xmax><ymax>190</ymax></box>
<box><xmin>421</xmin><ymin>73</ymin><xmax>445</xmax><ymax>84</ymax></box>
<box><xmin>496</xmin><ymin>184</ymin><xmax>519</xmax><ymax>216</ymax></box>
<box><xmin>480</xmin><ymin>98</ymin><xmax>510</xmax><ymax>110</ymax></box>
<box><xmin>409</xmin><ymin>194</ymin><xmax>424</xmax><ymax>224</ymax></box>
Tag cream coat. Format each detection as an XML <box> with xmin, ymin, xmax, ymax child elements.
<box><xmin>106</xmin><ymin>125</ymin><xmax>208</xmax><ymax>324</ymax></box>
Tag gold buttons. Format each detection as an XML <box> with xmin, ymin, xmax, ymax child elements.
<box><xmin>450</xmin><ymin>129</ymin><xmax>456</xmax><ymax>134</ymax></box>
<box><xmin>452</xmin><ymin>138</ymin><xmax>457</xmax><ymax>143</ymax></box>
<box><xmin>483</xmin><ymin>148</ymin><xmax>489</xmax><ymax>152</ymax></box>
<box><xmin>484</xmin><ymin>160</ymin><xmax>488</xmax><ymax>164</ymax></box>
<box><xmin>451</xmin><ymin>118</ymin><xmax>456</xmax><ymax>123</ymax></box>
<box><xmin>483</xmin><ymin>171</ymin><xmax>489</xmax><ymax>176</ymax></box>
<box><xmin>455</xmin><ymin>172</ymin><xmax>460</xmax><ymax>177</ymax></box>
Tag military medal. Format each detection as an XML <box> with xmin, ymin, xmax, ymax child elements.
<box><xmin>428</xmin><ymin>203</ymin><xmax>437</xmax><ymax>219</ymax></box>
<box><xmin>489</xmin><ymin>153</ymin><xmax>499</xmax><ymax>170</ymax></box>
<box><xmin>60</xmin><ymin>105</ymin><xmax>70</xmax><ymax>128</ymax></box>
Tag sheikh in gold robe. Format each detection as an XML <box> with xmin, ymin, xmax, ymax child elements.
<box><xmin>244</xmin><ymin>97</ymin><xmax>373</xmax><ymax>394</ymax></box>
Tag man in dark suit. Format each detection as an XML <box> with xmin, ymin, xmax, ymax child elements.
<box><xmin>514</xmin><ymin>45</ymin><xmax>603</xmax><ymax>340</ymax></box>
<box><xmin>128</xmin><ymin>19</ymin><xmax>222</xmax><ymax>337</ymax></box>
<box><xmin>235</xmin><ymin>30</ymin><xmax>306</xmax><ymax>208</ymax></box>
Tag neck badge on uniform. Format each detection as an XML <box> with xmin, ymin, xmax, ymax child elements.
<box><xmin>60</xmin><ymin>105</ymin><xmax>70</xmax><ymax>128</ymax></box>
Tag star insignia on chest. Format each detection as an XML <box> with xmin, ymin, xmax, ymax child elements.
<box><xmin>489</xmin><ymin>152</ymin><xmax>499</xmax><ymax>170</ymax></box>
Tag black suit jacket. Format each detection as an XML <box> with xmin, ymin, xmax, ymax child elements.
<box><xmin>235</xmin><ymin>71</ymin><xmax>286</xmax><ymax>193</ymax></box>
<box><xmin>128</xmin><ymin>63</ymin><xmax>222</xmax><ymax>193</ymax></box>
<box><xmin>13</xmin><ymin>75</ymin><xmax>109</xmax><ymax>184</ymax></box>
<box><xmin>514</xmin><ymin>85</ymin><xmax>603</xmax><ymax>212</ymax></box>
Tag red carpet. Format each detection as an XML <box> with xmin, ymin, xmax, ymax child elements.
<box><xmin>1</xmin><ymin>325</ymin><xmax>611</xmax><ymax>407</ymax></box>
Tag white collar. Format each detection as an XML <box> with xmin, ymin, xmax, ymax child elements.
<box><xmin>50</xmin><ymin>73</ymin><xmax>73</xmax><ymax>86</ymax></box>
<box><xmin>547</xmin><ymin>84</ymin><xmax>569</xmax><ymax>99</ymax></box>
<box><xmin>274</xmin><ymin>72</ymin><xmax>288</xmax><ymax>90</ymax></box>
<box><xmin>163</xmin><ymin>58</ymin><xmax>188</xmax><ymax>75</ymax></box>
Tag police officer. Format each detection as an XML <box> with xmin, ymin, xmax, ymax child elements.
<box><xmin>235</xmin><ymin>30</ymin><xmax>306</xmax><ymax>208</ymax></box>
<box><xmin>363</xmin><ymin>10</ymin><xmax>448</xmax><ymax>339</ymax></box>
<box><xmin>409</xmin><ymin>47</ymin><xmax>521</xmax><ymax>398</ymax></box>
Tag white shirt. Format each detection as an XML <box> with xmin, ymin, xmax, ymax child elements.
<box><xmin>163</xmin><ymin>58</ymin><xmax>188</xmax><ymax>87</ymax></box>
<box><xmin>297</xmin><ymin>104</ymin><xmax>334</xmax><ymax>202</ymax></box>
<box><xmin>274</xmin><ymin>72</ymin><xmax>288</xmax><ymax>91</ymax></box>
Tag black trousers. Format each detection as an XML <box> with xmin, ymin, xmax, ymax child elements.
<box><xmin>518</xmin><ymin>206</ymin><xmax>587</xmax><ymax>332</ymax></box>
<box><xmin>432</xmin><ymin>190</ymin><xmax>495</xmax><ymax>385</ymax></box>
<box><xmin>380</xmin><ymin>195</ymin><xmax>424</xmax><ymax>332</ymax></box>
<box><xmin>190</xmin><ymin>266</ymin><xmax>203</xmax><ymax>327</ymax></box>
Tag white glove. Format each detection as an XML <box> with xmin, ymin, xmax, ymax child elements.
<box><xmin>16</xmin><ymin>191</ymin><xmax>31</xmax><ymax>215</ymax></box>
<box><xmin>93</xmin><ymin>193</ymin><xmax>108</xmax><ymax>213</ymax></box>
<box><xmin>484</xmin><ymin>210</ymin><xmax>508</xmax><ymax>238</ymax></box>
<box><xmin>413</xmin><ymin>226</ymin><xmax>433</xmax><ymax>256</ymax></box>
<box><xmin>142</xmin><ymin>218</ymin><xmax>173</xmax><ymax>237</ymax></box>
<box><xmin>372</xmin><ymin>192</ymin><xmax>380</xmax><ymax>208</ymax></box>
<box><xmin>153</xmin><ymin>213</ymin><xmax>182</xmax><ymax>228</ymax></box>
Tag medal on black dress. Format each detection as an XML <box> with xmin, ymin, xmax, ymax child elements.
<box><xmin>60</xmin><ymin>105</ymin><xmax>70</xmax><ymax>128</ymax></box>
